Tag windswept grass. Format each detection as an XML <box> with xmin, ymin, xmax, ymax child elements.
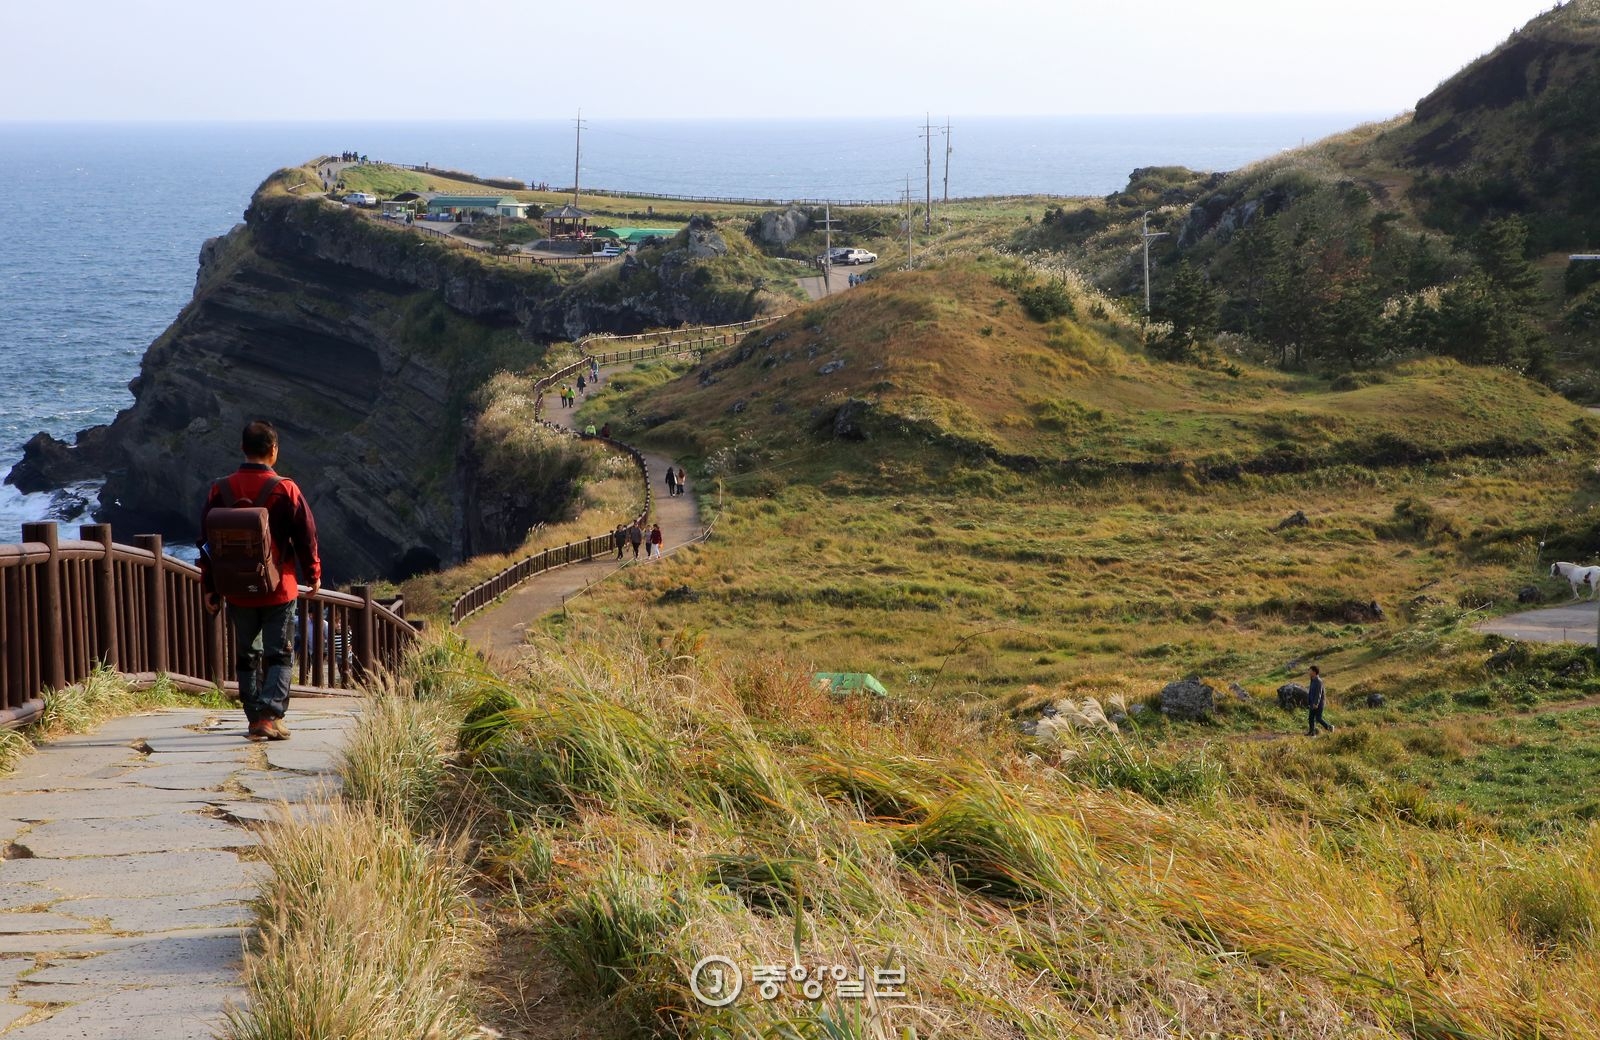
<box><xmin>343</xmin><ymin>631</ymin><xmax>1600</xmax><ymax>1038</ymax></box>
<box><xmin>221</xmin><ymin>799</ymin><xmax>484</xmax><ymax>1040</ymax></box>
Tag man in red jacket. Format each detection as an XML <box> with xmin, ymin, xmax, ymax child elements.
<box><xmin>200</xmin><ymin>421</ymin><xmax>322</xmax><ymax>742</ymax></box>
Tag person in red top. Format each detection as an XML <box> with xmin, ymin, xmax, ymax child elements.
<box><xmin>199</xmin><ymin>421</ymin><xmax>322</xmax><ymax>742</ymax></box>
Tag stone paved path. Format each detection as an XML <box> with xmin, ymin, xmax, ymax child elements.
<box><xmin>0</xmin><ymin>699</ymin><xmax>360</xmax><ymax>1038</ymax></box>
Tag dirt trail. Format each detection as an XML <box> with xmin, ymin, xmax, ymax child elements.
<box><xmin>457</xmin><ymin>366</ymin><xmax>705</xmax><ymax>663</ymax></box>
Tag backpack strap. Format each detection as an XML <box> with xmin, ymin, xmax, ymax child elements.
<box><xmin>252</xmin><ymin>476</ymin><xmax>286</xmax><ymax>508</ymax></box>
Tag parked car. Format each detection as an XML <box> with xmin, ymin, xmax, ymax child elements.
<box><xmin>344</xmin><ymin>192</ymin><xmax>378</xmax><ymax>207</ymax></box>
<box><xmin>836</xmin><ymin>248</ymin><xmax>877</xmax><ymax>265</ymax></box>
<box><xmin>596</xmin><ymin>244</ymin><xmax>625</xmax><ymax>257</ymax></box>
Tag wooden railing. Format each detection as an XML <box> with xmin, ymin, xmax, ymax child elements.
<box><xmin>0</xmin><ymin>521</ymin><xmax>417</xmax><ymax>730</ymax></box>
<box><xmin>448</xmin><ymin>315</ymin><xmax>783</xmax><ymax>625</ymax></box>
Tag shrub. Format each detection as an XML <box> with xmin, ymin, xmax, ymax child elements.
<box><xmin>1018</xmin><ymin>281</ymin><xmax>1076</xmax><ymax>322</ymax></box>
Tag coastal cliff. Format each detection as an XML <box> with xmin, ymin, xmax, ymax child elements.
<box><xmin>9</xmin><ymin>167</ymin><xmax>770</xmax><ymax>581</ymax></box>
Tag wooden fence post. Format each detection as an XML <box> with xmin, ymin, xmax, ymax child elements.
<box><xmin>21</xmin><ymin>523</ymin><xmax>65</xmax><ymax>693</ymax></box>
<box><xmin>79</xmin><ymin>523</ymin><xmax>118</xmax><ymax>669</ymax></box>
<box><xmin>353</xmin><ymin>584</ymin><xmax>374</xmax><ymax>680</ymax></box>
<box><xmin>134</xmin><ymin>534</ymin><xmax>168</xmax><ymax>674</ymax></box>
<box><xmin>206</xmin><ymin>595</ymin><xmax>226</xmax><ymax>691</ymax></box>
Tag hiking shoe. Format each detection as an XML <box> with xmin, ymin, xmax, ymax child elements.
<box><xmin>265</xmin><ymin>718</ymin><xmax>290</xmax><ymax>741</ymax></box>
<box><xmin>245</xmin><ymin>720</ymin><xmax>274</xmax><ymax>742</ymax></box>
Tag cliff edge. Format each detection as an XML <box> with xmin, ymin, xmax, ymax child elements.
<box><xmin>9</xmin><ymin>165</ymin><xmax>772</xmax><ymax>581</ymax></box>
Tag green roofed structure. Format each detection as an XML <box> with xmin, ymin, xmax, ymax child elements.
<box><xmin>813</xmin><ymin>672</ymin><xmax>888</xmax><ymax>697</ymax></box>
<box><xmin>425</xmin><ymin>195</ymin><xmax>532</xmax><ymax>218</ymax></box>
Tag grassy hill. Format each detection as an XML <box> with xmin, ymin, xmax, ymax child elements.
<box><xmin>554</xmin><ymin>260</ymin><xmax>1600</xmax><ymax>780</ymax></box>
<box><xmin>1005</xmin><ymin>2</ymin><xmax>1600</xmax><ymax>394</ymax></box>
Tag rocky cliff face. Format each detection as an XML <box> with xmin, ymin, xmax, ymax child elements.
<box><xmin>9</xmin><ymin>177</ymin><xmax>761</xmax><ymax>582</ymax></box>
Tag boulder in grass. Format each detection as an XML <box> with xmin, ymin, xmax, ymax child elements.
<box><xmin>1228</xmin><ymin>682</ymin><xmax>1250</xmax><ymax>701</ymax></box>
<box><xmin>1366</xmin><ymin>692</ymin><xmax>1386</xmax><ymax>708</ymax></box>
<box><xmin>1277</xmin><ymin>683</ymin><xmax>1309</xmax><ymax>710</ymax></box>
<box><xmin>1159</xmin><ymin>680</ymin><xmax>1215</xmax><ymax>721</ymax></box>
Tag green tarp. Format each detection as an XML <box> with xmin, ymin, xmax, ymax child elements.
<box><xmin>813</xmin><ymin>672</ymin><xmax>888</xmax><ymax>697</ymax></box>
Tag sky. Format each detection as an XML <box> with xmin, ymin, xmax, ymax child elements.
<box><xmin>0</xmin><ymin>0</ymin><xmax>1562</xmax><ymax>121</ymax></box>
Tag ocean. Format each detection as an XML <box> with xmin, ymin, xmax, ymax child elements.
<box><xmin>0</xmin><ymin>114</ymin><xmax>1380</xmax><ymax>543</ymax></box>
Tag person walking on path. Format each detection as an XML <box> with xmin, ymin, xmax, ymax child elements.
<box><xmin>612</xmin><ymin>523</ymin><xmax>628</xmax><ymax>559</ymax></box>
<box><xmin>649</xmin><ymin>522</ymin><xmax>664</xmax><ymax>560</ymax></box>
<box><xmin>666</xmin><ymin>467</ymin><xmax>677</xmax><ymax>498</ymax></box>
<box><xmin>1306</xmin><ymin>665</ymin><xmax>1334</xmax><ymax>736</ymax></box>
<box><xmin>577</xmin><ymin>374</ymin><xmax>587</xmax><ymax>394</ymax></box>
<box><xmin>199</xmin><ymin>420</ymin><xmax>321</xmax><ymax>743</ymax></box>
<box><xmin>600</xmin><ymin>422</ymin><xmax>612</xmax><ymax>439</ymax></box>
<box><xmin>676</xmin><ymin>466</ymin><xmax>687</xmax><ymax>497</ymax></box>
<box><xmin>627</xmin><ymin>520</ymin><xmax>644</xmax><ymax>559</ymax></box>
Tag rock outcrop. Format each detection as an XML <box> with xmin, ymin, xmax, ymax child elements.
<box><xmin>1159</xmin><ymin>679</ymin><xmax>1215</xmax><ymax>720</ymax></box>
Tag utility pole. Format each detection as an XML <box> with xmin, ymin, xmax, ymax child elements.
<box><xmin>903</xmin><ymin>177</ymin><xmax>914</xmax><ymax>269</ymax></box>
<box><xmin>816</xmin><ymin>203</ymin><xmax>840</xmax><ymax>296</ymax></box>
<box><xmin>920</xmin><ymin>115</ymin><xmax>933</xmax><ymax>231</ymax></box>
<box><xmin>572</xmin><ymin>109</ymin><xmax>587</xmax><ymax>207</ymax></box>
<box><xmin>942</xmin><ymin>118</ymin><xmax>951</xmax><ymax>202</ymax></box>
<box><xmin>1140</xmin><ymin>211</ymin><xmax>1169</xmax><ymax>315</ymax></box>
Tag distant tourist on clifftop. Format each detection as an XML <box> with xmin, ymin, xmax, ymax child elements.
<box><xmin>199</xmin><ymin>420</ymin><xmax>322</xmax><ymax>744</ymax></box>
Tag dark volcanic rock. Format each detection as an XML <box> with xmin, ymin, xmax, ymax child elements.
<box><xmin>832</xmin><ymin>399</ymin><xmax>872</xmax><ymax>441</ymax></box>
<box><xmin>1277</xmin><ymin>683</ymin><xmax>1309</xmax><ymax>710</ymax></box>
<box><xmin>7</xmin><ymin>430</ymin><xmax>105</xmax><ymax>493</ymax></box>
<box><xmin>1159</xmin><ymin>679</ymin><xmax>1215</xmax><ymax>720</ymax></box>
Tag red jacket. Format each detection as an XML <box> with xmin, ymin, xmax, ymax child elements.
<box><xmin>199</xmin><ymin>463</ymin><xmax>321</xmax><ymax>607</ymax></box>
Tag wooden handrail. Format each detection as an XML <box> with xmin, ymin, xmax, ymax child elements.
<box><xmin>0</xmin><ymin>522</ymin><xmax>416</xmax><ymax>730</ymax></box>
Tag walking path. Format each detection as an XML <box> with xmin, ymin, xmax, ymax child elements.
<box><xmin>0</xmin><ymin>700</ymin><xmax>359</xmax><ymax>1038</ymax></box>
<box><xmin>459</xmin><ymin>366</ymin><xmax>705</xmax><ymax>661</ymax></box>
<box><xmin>1475</xmin><ymin>599</ymin><xmax>1600</xmax><ymax>645</ymax></box>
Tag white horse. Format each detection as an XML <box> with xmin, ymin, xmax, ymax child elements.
<box><xmin>1550</xmin><ymin>561</ymin><xmax>1600</xmax><ymax>600</ymax></box>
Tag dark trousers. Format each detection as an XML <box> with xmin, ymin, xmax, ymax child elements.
<box><xmin>614</xmin><ymin>539</ymin><xmax>625</xmax><ymax>559</ymax></box>
<box><xmin>230</xmin><ymin>601</ymin><xmax>296</xmax><ymax>723</ymax></box>
<box><xmin>1307</xmin><ymin>705</ymin><xmax>1331</xmax><ymax>735</ymax></box>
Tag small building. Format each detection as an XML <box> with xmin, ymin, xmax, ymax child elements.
<box><xmin>424</xmin><ymin>195</ymin><xmax>533</xmax><ymax>220</ymax></box>
<box><xmin>544</xmin><ymin>203</ymin><xmax>593</xmax><ymax>238</ymax></box>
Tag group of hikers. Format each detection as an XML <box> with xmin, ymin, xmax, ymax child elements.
<box><xmin>613</xmin><ymin>519</ymin><xmax>665</xmax><ymax>560</ymax></box>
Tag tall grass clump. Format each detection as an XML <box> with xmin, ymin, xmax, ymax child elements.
<box><xmin>546</xmin><ymin>861</ymin><xmax>693</xmax><ymax>1030</ymax></box>
<box><xmin>222</xmin><ymin>800</ymin><xmax>483</xmax><ymax>1040</ymax></box>
<box><xmin>36</xmin><ymin>667</ymin><xmax>221</xmax><ymax>735</ymax></box>
<box><xmin>338</xmin><ymin>672</ymin><xmax>457</xmax><ymax>831</ymax></box>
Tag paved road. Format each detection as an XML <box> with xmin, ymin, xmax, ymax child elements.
<box><xmin>1475</xmin><ymin>599</ymin><xmax>1600</xmax><ymax>644</ymax></box>
<box><xmin>797</xmin><ymin>261</ymin><xmax>876</xmax><ymax>301</ymax></box>
<box><xmin>0</xmin><ymin>699</ymin><xmax>359</xmax><ymax>1038</ymax></box>
<box><xmin>458</xmin><ymin>365</ymin><xmax>705</xmax><ymax>661</ymax></box>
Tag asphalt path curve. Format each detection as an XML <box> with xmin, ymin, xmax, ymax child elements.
<box><xmin>458</xmin><ymin>363</ymin><xmax>704</xmax><ymax>662</ymax></box>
